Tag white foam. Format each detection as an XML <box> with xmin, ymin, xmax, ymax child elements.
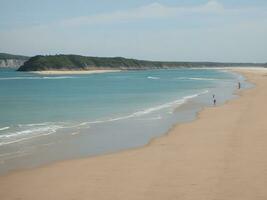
<box><xmin>71</xmin><ymin>132</ymin><xmax>81</xmax><ymax>136</ymax></box>
<box><xmin>147</xmin><ymin>76</ymin><xmax>160</xmax><ymax>80</ymax></box>
<box><xmin>0</xmin><ymin>90</ymin><xmax>209</xmax><ymax>146</ymax></box>
<box><xmin>136</xmin><ymin>115</ymin><xmax>162</xmax><ymax>121</ymax></box>
<box><xmin>0</xmin><ymin>132</ymin><xmax>54</xmax><ymax>146</ymax></box>
<box><xmin>0</xmin><ymin>120</ymin><xmax>92</xmax><ymax>146</ymax></box>
<box><xmin>82</xmin><ymin>90</ymin><xmax>209</xmax><ymax>125</ymax></box>
<box><xmin>188</xmin><ymin>77</ymin><xmax>218</xmax><ymax>81</ymax></box>
<box><xmin>18</xmin><ymin>122</ymin><xmax>66</xmax><ymax>128</ymax></box>
<box><xmin>0</xmin><ymin>126</ymin><xmax>9</xmax><ymax>131</ymax></box>
<box><xmin>0</xmin><ymin>124</ymin><xmax>64</xmax><ymax>146</ymax></box>
<box><xmin>176</xmin><ymin>77</ymin><xmax>219</xmax><ymax>81</ymax></box>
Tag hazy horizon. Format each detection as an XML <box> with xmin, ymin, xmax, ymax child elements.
<box><xmin>1</xmin><ymin>0</ymin><xmax>267</xmax><ymax>63</ymax></box>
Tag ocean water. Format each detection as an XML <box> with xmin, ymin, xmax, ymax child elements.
<box><xmin>0</xmin><ymin>68</ymin><xmax>248</xmax><ymax>174</ymax></box>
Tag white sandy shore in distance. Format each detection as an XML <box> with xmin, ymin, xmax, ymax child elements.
<box><xmin>191</xmin><ymin>66</ymin><xmax>267</xmax><ymax>72</ymax></box>
<box><xmin>31</xmin><ymin>69</ymin><xmax>121</xmax><ymax>75</ymax></box>
<box><xmin>1</xmin><ymin>67</ymin><xmax>267</xmax><ymax>200</ymax></box>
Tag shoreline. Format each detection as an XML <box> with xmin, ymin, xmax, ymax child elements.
<box><xmin>0</xmin><ymin>68</ymin><xmax>240</xmax><ymax>175</ymax></box>
<box><xmin>0</xmin><ymin>67</ymin><xmax>239</xmax><ymax>175</ymax></box>
<box><xmin>29</xmin><ymin>69</ymin><xmax>121</xmax><ymax>75</ymax></box>
<box><xmin>1</xmin><ymin>68</ymin><xmax>267</xmax><ymax>199</ymax></box>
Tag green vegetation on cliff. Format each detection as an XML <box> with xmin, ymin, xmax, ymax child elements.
<box><xmin>0</xmin><ymin>53</ymin><xmax>29</xmax><ymax>68</ymax></box>
<box><xmin>18</xmin><ymin>54</ymin><xmax>267</xmax><ymax>71</ymax></box>
<box><xmin>0</xmin><ymin>53</ymin><xmax>29</xmax><ymax>60</ymax></box>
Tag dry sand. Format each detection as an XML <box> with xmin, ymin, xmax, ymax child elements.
<box><xmin>31</xmin><ymin>69</ymin><xmax>121</xmax><ymax>75</ymax></box>
<box><xmin>1</xmin><ymin>68</ymin><xmax>267</xmax><ymax>200</ymax></box>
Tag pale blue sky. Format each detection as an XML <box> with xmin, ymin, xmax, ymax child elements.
<box><xmin>0</xmin><ymin>0</ymin><xmax>267</xmax><ymax>62</ymax></box>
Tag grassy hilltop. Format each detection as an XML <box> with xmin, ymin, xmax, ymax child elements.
<box><xmin>0</xmin><ymin>53</ymin><xmax>29</xmax><ymax>60</ymax></box>
<box><xmin>18</xmin><ymin>54</ymin><xmax>267</xmax><ymax>71</ymax></box>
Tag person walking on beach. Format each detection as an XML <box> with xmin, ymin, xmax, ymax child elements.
<box><xmin>212</xmin><ymin>94</ymin><xmax>216</xmax><ymax>106</ymax></box>
<box><xmin>238</xmin><ymin>82</ymin><xmax>241</xmax><ymax>89</ymax></box>
<box><xmin>213</xmin><ymin>98</ymin><xmax>216</xmax><ymax>106</ymax></box>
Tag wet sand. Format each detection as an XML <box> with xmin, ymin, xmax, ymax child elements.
<box><xmin>1</xmin><ymin>68</ymin><xmax>267</xmax><ymax>200</ymax></box>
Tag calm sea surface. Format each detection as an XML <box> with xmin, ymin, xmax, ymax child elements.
<box><xmin>0</xmin><ymin>68</ymin><xmax>248</xmax><ymax>174</ymax></box>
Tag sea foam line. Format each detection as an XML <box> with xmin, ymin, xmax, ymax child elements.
<box><xmin>0</xmin><ymin>128</ymin><xmax>59</xmax><ymax>146</ymax></box>
<box><xmin>0</xmin><ymin>90</ymin><xmax>209</xmax><ymax>146</ymax></box>
<box><xmin>81</xmin><ymin>90</ymin><xmax>209</xmax><ymax>125</ymax></box>
<box><xmin>147</xmin><ymin>76</ymin><xmax>160</xmax><ymax>80</ymax></box>
<box><xmin>0</xmin><ymin>127</ymin><xmax>10</xmax><ymax>131</ymax></box>
<box><xmin>0</xmin><ymin>121</ymin><xmax>86</xmax><ymax>146</ymax></box>
<box><xmin>18</xmin><ymin>122</ymin><xmax>66</xmax><ymax>128</ymax></box>
<box><xmin>0</xmin><ymin>125</ymin><xmax>63</xmax><ymax>139</ymax></box>
<box><xmin>176</xmin><ymin>77</ymin><xmax>219</xmax><ymax>81</ymax></box>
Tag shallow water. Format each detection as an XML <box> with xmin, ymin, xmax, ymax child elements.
<box><xmin>0</xmin><ymin>68</ymin><xmax>250</xmax><ymax>174</ymax></box>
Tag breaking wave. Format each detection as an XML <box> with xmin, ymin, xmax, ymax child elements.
<box><xmin>0</xmin><ymin>90</ymin><xmax>208</xmax><ymax>146</ymax></box>
<box><xmin>0</xmin><ymin>127</ymin><xmax>10</xmax><ymax>131</ymax></box>
<box><xmin>81</xmin><ymin>90</ymin><xmax>209</xmax><ymax>125</ymax></box>
<box><xmin>147</xmin><ymin>76</ymin><xmax>160</xmax><ymax>80</ymax></box>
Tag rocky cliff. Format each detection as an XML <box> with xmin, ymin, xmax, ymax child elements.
<box><xmin>0</xmin><ymin>59</ymin><xmax>27</xmax><ymax>68</ymax></box>
<box><xmin>0</xmin><ymin>53</ymin><xmax>29</xmax><ymax>68</ymax></box>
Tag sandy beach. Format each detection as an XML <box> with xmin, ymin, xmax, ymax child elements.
<box><xmin>1</xmin><ymin>68</ymin><xmax>267</xmax><ymax>200</ymax></box>
<box><xmin>31</xmin><ymin>69</ymin><xmax>121</xmax><ymax>75</ymax></box>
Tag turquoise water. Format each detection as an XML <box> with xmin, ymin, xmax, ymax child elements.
<box><xmin>0</xmin><ymin>68</ymin><xmax>247</xmax><ymax>173</ymax></box>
